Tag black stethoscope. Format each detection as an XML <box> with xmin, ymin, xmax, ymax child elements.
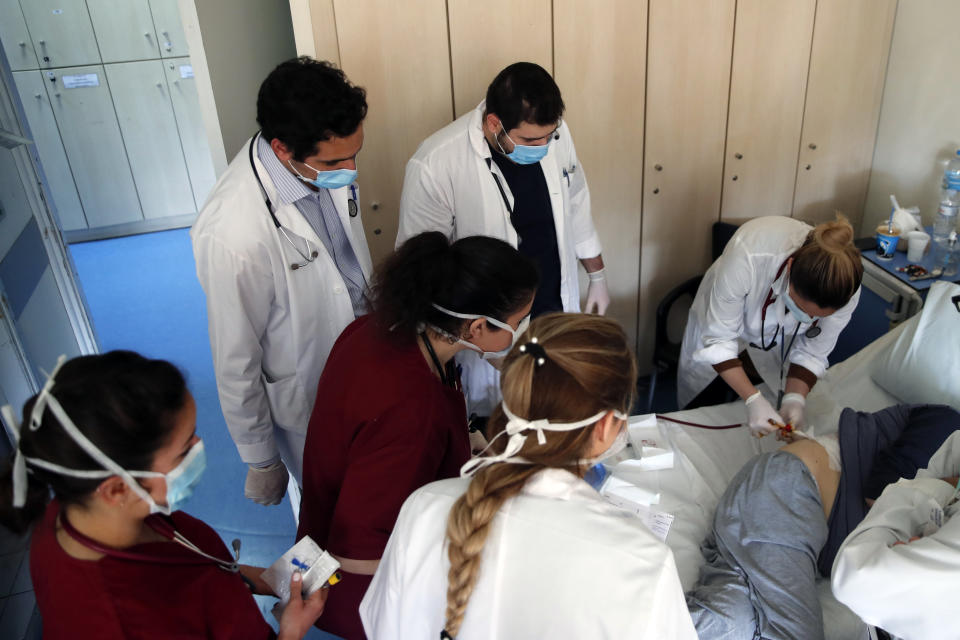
<box><xmin>248</xmin><ymin>134</ymin><xmax>359</xmax><ymax>272</ymax></box>
<box><xmin>753</xmin><ymin>260</ymin><xmax>822</xmax><ymax>352</ymax></box>
<box><xmin>483</xmin><ymin>128</ymin><xmax>562</xmax><ymax>217</ymax></box>
<box><xmin>751</xmin><ymin>260</ymin><xmax>823</xmax><ymax>409</ymax></box>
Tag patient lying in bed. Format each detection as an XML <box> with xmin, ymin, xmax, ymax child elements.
<box><xmin>686</xmin><ymin>404</ymin><xmax>960</xmax><ymax>640</ymax></box>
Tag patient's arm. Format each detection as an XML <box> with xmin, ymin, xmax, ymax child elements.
<box><xmin>781</xmin><ymin>439</ymin><xmax>840</xmax><ymax>519</ymax></box>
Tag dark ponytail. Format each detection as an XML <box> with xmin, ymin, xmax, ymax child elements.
<box><xmin>0</xmin><ymin>351</ymin><xmax>188</xmax><ymax>534</ymax></box>
<box><xmin>370</xmin><ymin>232</ymin><xmax>539</xmax><ymax>342</ymax></box>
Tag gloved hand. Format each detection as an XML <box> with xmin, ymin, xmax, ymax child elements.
<box><xmin>779</xmin><ymin>392</ymin><xmax>806</xmax><ymax>430</ymax></box>
<box><xmin>745</xmin><ymin>391</ymin><xmax>780</xmax><ymax>438</ymax></box>
<box><xmin>244</xmin><ymin>460</ymin><xmax>289</xmax><ymax>505</ymax></box>
<box><xmin>585</xmin><ymin>268</ymin><xmax>611</xmax><ymax>315</ymax></box>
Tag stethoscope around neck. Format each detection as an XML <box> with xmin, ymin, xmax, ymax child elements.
<box><xmin>248</xmin><ymin>133</ymin><xmax>320</xmax><ymax>271</ymax></box>
<box><xmin>754</xmin><ymin>260</ymin><xmax>822</xmax><ymax>352</ymax></box>
<box><xmin>59</xmin><ymin>509</ymin><xmax>250</xmax><ymax>580</ymax></box>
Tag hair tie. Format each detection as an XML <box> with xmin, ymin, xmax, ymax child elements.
<box><xmin>518</xmin><ymin>338</ymin><xmax>548</xmax><ymax>367</ymax></box>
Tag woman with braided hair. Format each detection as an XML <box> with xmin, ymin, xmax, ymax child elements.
<box><xmin>359</xmin><ymin>313</ymin><xmax>697</xmax><ymax>639</ymax></box>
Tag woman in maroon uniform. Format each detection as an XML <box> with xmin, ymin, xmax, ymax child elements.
<box><xmin>0</xmin><ymin>351</ymin><xmax>325</xmax><ymax>639</ymax></box>
<box><xmin>298</xmin><ymin>232</ymin><xmax>538</xmax><ymax>638</ymax></box>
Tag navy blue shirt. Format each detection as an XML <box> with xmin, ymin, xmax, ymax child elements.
<box><xmin>489</xmin><ymin>147</ymin><xmax>562</xmax><ymax>316</ymax></box>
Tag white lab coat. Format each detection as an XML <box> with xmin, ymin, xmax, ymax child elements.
<box><xmin>360</xmin><ymin>468</ymin><xmax>697</xmax><ymax>640</ymax></box>
<box><xmin>677</xmin><ymin>216</ymin><xmax>860</xmax><ymax>408</ymax></box>
<box><xmin>190</xmin><ymin>137</ymin><xmax>372</xmax><ymax>480</ymax></box>
<box><xmin>831</xmin><ymin>432</ymin><xmax>960</xmax><ymax>640</ymax></box>
<box><xmin>396</xmin><ymin>102</ymin><xmax>602</xmax><ymax>415</ymax></box>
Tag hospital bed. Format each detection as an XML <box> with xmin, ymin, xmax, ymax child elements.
<box><xmin>606</xmin><ymin>280</ymin><xmax>960</xmax><ymax>639</ymax></box>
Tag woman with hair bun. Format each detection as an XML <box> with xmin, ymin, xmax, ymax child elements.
<box><xmin>297</xmin><ymin>231</ymin><xmax>538</xmax><ymax>639</ymax></box>
<box><xmin>678</xmin><ymin>215</ymin><xmax>863</xmax><ymax>434</ymax></box>
<box><xmin>359</xmin><ymin>313</ymin><xmax>697</xmax><ymax>639</ymax></box>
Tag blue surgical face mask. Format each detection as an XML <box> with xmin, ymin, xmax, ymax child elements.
<box><xmin>288</xmin><ymin>159</ymin><xmax>357</xmax><ymax>190</ymax></box>
<box><xmin>496</xmin><ymin>124</ymin><xmax>551</xmax><ymax>165</ymax></box>
<box><xmin>162</xmin><ymin>441</ymin><xmax>206</xmax><ymax>513</ymax></box>
<box><xmin>784</xmin><ymin>290</ymin><xmax>816</xmax><ymax>325</ymax></box>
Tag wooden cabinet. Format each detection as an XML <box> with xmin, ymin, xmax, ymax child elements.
<box><xmin>164</xmin><ymin>58</ymin><xmax>216</xmax><ymax>208</ymax></box>
<box><xmin>293</xmin><ymin>0</ymin><xmax>896</xmax><ymax>373</ymax></box>
<box><xmin>45</xmin><ymin>65</ymin><xmax>142</xmax><ymax>227</ymax></box>
<box><xmin>20</xmin><ymin>0</ymin><xmax>100</xmax><ymax>69</ymax></box>
<box><xmin>721</xmin><ymin>0</ymin><xmax>815</xmax><ymax>221</ymax></box>
<box><xmin>86</xmin><ymin>0</ymin><xmax>161</xmax><ymax>63</ymax></box>
<box><xmin>554</xmin><ymin>0</ymin><xmax>646</xmax><ymax>349</ymax></box>
<box><xmin>149</xmin><ymin>0</ymin><xmax>191</xmax><ymax>58</ymax></box>
<box><xmin>0</xmin><ymin>0</ymin><xmax>39</xmax><ymax>71</ymax></box>
<box><xmin>793</xmin><ymin>0</ymin><xmax>898</xmax><ymax>226</ymax></box>
<box><xmin>447</xmin><ymin>0</ymin><xmax>553</xmax><ymax>117</ymax></box>
<box><xmin>331</xmin><ymin>0</ymin><xmax>454</xmax><ymax>260</ymax></box>
<box><xmin>105</xmin><ymin>61</ymin><xmax>194</xmax><ymax>219</ymax></box>
<box><xmin>12</xmin><ymin>71</ymin><xmax>87</xmax><ymax>230</ymax></box>
<box><xmin>639</xmin><ymin>0</ymin><xmax>735</xmax><ymax>367</ymax></box>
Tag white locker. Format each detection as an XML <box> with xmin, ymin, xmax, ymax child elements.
<box><xmin>20</xmin><ymin>0</ymin><xmax>100</xmax><ymax>69</ymax></box>
<box><xmin>149</xmin><ymin>0</ymin><xmax>190</xmax><ymax>58</ymax></box>
<box><xmin>86</xmin><ymin>0</ymin><xmax>161</xmax><ymax>63</ymax></box>
<box><xmin>45</xmin><ymin>65</ymin><xmax>142</xmax><ymax>227</ymax></box>
<box><xmin>12</xmin><ymin>71</ymin><xmax>87</xmax><ymax>231</ymax></box>
<box><xmin>164</xmin><ymin>58</ymin><xmax>215</xmax><ymax>208</ymax></box>
<box><xmin>106</xmin><ymin>60</ymin><xmax>194</xmax><ymax>219</ymax></box>
<box><xmin>0</xmin><ymin>0</ymin><xmax>39</xmax><ymax>71</ymax></box>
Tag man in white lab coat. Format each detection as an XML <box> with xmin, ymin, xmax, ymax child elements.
<box><xmin>191</xmin><ymin>58</ymin><xmax>372</xmax><ymax>508</ymax></box>
<box><xmin>397</xmin><ymin>62</ymin><xmax>609</xmax><ymax>416</ymax></box>
<box><xmin>832</xmin><ymin>430</ymin><xmax>960</xmax><ymax>640</ymax></box>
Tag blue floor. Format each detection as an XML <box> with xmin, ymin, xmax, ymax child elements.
<box><xmin>54</xmin><ymin>228</ymin><xmax>332</xmax><ymax>637</ymax></box>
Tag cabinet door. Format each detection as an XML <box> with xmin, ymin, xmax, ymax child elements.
<box><xmin>448</xmin><ymin>0</ymin><xmax>553</xmax><ymax>117</ymax></box>
<box><xmin>640</xmin><ymin>0</ymin><xmax>735</xmax><ymax>371</ymax></box>
<box><xmin>86</xmin><ymin>0</ymin><xmax>161</xmax><ymax>63</ymax></box>
<box><xmin>721</xmin><ymin>0</ymin><xmax>815</xmax><ymax>221</ymax></box>
<box><xmin>149</xmin><ymin>0</ymin><xmax>190</xmax><ymax>58</ymax></box>
<box><xmin>0</xmin><ymin>0</ymin><xmax>39</xmax><ymax>71</ymax></box>
<box><xmin>20</xmin><ymin>0</ymin><xmax>100</xmax><ymax>68</ymax></box>
<box><xmin>45</xmin><ymin>65</ymin><xmax>142</xmax><ymax>227</ymax></box>
<box><xmin>333</xmin><ymin>0</ymin><xmax>454</xmax><ymax>262</ymax></box>
<box><xmin>163</xmin><ymin>58</ymin><xmax>216</xmax><ymax>208</ymax></box>
<box><xmin>793</xmin><ymin>0</ymin><xmax>897</xmax><ymax>227</ymax></box>
<box><xmin>554</xmin><ymin>0</ymin><xmax>646</xmax><ymax>350</ymax></box>
<box><xmin>106</xmin><ymin>60</ymin><xmax>194</xmax><ymax>219</ymax></box>
<box><xmin>12</xmin><ymin>71</ymin><xmax>87</xmax><ymax>230</ymax></box>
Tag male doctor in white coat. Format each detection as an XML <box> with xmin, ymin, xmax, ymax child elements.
<box><xmin>191</xmin><ymin>58</ymin><xmax>373</xmax><ymax>508</ymax></box>
<box><xmin>396</xmin><ymin>62</ymin><xmax>609</xmax><ymax>417</ymax></box>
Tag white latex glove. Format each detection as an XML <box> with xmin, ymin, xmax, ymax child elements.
<box><xmin>779</xmin><ymin>392</ymin><xmax>806</xmax><ymax>430</ymax></box>
<box><xmin>244</xmin><ymin>460</ymin><xmax>289</xmax><ymax>505</ymax></box>
<box><xmin>584</xmin><ymin>268</ymin><xmax>611</xmax><ymax>315</ymax></box>
<box><xmin>745</xmin><ymin>391</ymin><xmax>780</xmax><ymax>438</ymax></box>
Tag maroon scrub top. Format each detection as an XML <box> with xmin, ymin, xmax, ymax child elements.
<box><xmin>31</xmin><ymin>500</ymin><xmax>274</xmax><ymax>639</ymax></box>
<box><xmin>298</xmin><ymin>315</ymin><xmax>471</xmax><ymax>638</ymax></box>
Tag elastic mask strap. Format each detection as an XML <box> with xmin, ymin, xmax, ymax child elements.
<box><xmin>460</xmin><ymin>405</ymin><xmax>628</xmax><ymax>477</ymax></box>
<box><xmin>431</xmin><ymin>303</ymin><xmax>513</xmax><ymax>333</ymax></box>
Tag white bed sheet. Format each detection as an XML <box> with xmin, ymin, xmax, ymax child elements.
<box><xmin>610</xmin><ymin>321</ymin><xmax>914</xmax><ymax>639</ymax></box>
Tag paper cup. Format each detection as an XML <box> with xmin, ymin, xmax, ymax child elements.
<box><xmin>875</xmin><ymin>224</ymin><xmax>900</xmax><ymax>260</ymax></box>
<box><xmin>906</xmin><ymin>231</ymin><xmax>930</xmax><ymax>263</ymax></box>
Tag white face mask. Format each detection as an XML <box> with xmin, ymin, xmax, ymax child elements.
<box><xmin>431</xmin><ymin>303</ymin><xmax>530</xmax><ymax>361</ymax></box>
<box><xmin>582</xmin><ymin>424</ymin><xmax>629</xmax><ymax>465</ymax></box>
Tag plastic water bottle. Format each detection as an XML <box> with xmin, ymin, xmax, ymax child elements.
<box><xmin>933</xmin><ymin>149</ymin><xmax>960</xmax><ymax>242</ymax></box>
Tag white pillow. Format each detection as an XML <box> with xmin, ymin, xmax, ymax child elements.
<box><xmin>871</xmin><ymin>281</ymin><xmax>960</xmax><ymax>406</ymax></box>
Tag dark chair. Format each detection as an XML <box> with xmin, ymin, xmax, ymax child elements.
<box><xmin>645</xmin><ymin>221</ymin><xmax>740</xmax><ymax>412</ymax></box>
<box><xmin>646</xmin><ymin>275</ymin><xmax>702</xmax><ymax>412</ymax></box>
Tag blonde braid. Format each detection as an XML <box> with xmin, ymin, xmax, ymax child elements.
<box><xmin>442</xmin><ymin>465</ymin><xmax>541</xmax><ymax>637</ymax></box>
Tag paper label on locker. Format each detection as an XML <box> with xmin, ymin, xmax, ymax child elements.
<box><xmin>63</xmin><ymin>74</ymin><xmax>99</xmax><ymax>89</ymax></box>
<box><xmin>179</xmin><ymin>65</ymin><xmax>194</xmax><ymax>79</ymax></box>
